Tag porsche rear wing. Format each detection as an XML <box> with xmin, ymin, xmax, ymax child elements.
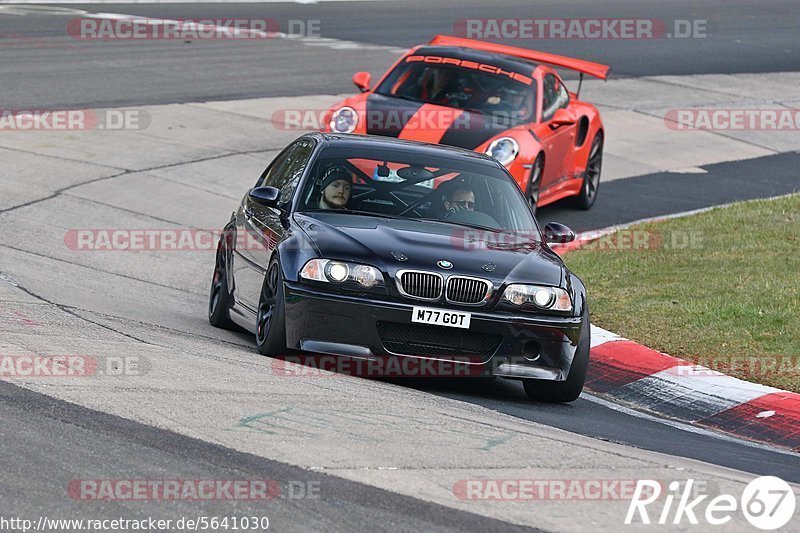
<box><xmin>428</xmin><ymin>35</ymin><xmax>610</xmax><ymax>81</ymax></box>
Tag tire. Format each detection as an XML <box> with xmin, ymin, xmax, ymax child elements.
<box><xmin>256</xmin><ymin>258</ymin><xmax>287</xmax><ymax>356</ymax></box>
<box><xmin>525</xmin><ymin>154</ymin><xmax>544</xmax><ymax>215</ymax></box>
<box><xmin>208</xmin><ymin>237</ymin><xmax>236</xmax><ymax>330</ymax></box>
<box><xmin>522</xmin><ymin>306</ymin><xmax>590</xmax><ymax>403</ymax></box>
<box><xmin>572</xmin><ymin>134</ymin><xmax>603</xmax><ymax>210</ymax></box>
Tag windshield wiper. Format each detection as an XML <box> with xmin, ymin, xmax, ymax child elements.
<box><xmin>304</xmin><ymin>210</ymin><xmax>530</xmax><ymax>236</ymax></box>
<box><xmin>303</xmin><ymin>209</ymin><xmax>407</xmax><ymax>221</ymax></box>
<box><xmin>376</xmin><ymin>92</ymin><xmax>465</xmax><ymax>111</ymax></box>
<box><xmin>415</xmin><ymin>217</ymin><xmax>505</xmax><ymax>233</ymax></box>
<box><xmin>374</xmin><ymin>92</ymin><xmax>423</xmax><ymax>105</ymax></box>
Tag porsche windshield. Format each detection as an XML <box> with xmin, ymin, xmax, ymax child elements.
<box><xmin>374</xmin><ymin>58</ymin><xmax>536</xmax><ymax>123</ymax></box>
<box><xmin>298</xmin><ymin>146</ymin><xmax>539</xmax><ymax>236</ymax></box>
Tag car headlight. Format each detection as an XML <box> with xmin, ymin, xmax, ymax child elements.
<box><xmin>330</xmin><ymin>107</ymin><xmax>358</xmax><ymax>133</ymax></box>
<box><xmin>485</xmin><ymin>137</ymin><xmax>519</xmax><ymax>166</ymax></box>
<box><xmin>327</xmin><ymin>262</ymin><xmax>349</xmax><ymax>282</ymax></box>
<box><xmin>502</xmin><ymin>284</ymin><xmax>572</xmax><ymax>311</ymax></box>
<box><xmin>300</xmin><ymin>259</ymin><xmax>383</xmax><ymax>289</ymax></box>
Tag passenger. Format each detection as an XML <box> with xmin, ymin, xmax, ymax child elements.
<box><xmin>317</xmin><ymin>166</ymin><xmax>352</xmax><ymax>210</ymax></box>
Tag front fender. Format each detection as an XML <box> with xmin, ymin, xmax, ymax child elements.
<box><xmin>476</xmin><ymin>127</ymin><xmax>543</xmax><ymax>191</ymax></box>
<box><xmin>276</xmin><ymin>222</ymin><xmax>321</xmax><ymax>283</ymax></box>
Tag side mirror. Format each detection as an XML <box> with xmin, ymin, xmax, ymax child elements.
<box><xmin>352</xmin><ymin>71</ymin><xmax>371</xmax><ymax>93</ymax></box>
<box><xmin>248</xmin><ymin>186</ymin><xmax>281</xmax><ymax>208</ymax></box>
<box><xmin>550</xmin><ymin>108</ymin><xmax>577</xmax><ymax>127</ymax></box>
<box><xmin>544</xmin><ymin>222</ymin><xmax>575</xmax><ymax>244</ymax></box>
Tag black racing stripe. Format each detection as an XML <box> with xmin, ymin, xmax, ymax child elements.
<box><xmin>364</xmin><ymin>94</ymin><xmax>425</xmax><ymax>138</ymax></box>
<box><xmin>438</xmin><ymin>111</ymin><xmax>513</xmax><ymax>150</ymax></box>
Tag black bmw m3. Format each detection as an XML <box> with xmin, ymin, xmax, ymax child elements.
<box><xmin>209</xmin><ymin>132</ymin><xmax>589</xmax><ymax>402</ymax></box>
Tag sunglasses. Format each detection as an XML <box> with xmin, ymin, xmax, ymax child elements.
<box><xmin>453</xmin><ymin>200</ymin><xmax>475</xmax><ymax>209</ymax></box>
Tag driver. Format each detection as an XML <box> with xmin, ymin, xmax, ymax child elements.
<box><xmin>443</xmin><ymin>186</ymin><xmax>476</xmax><ymax>214</ymax></box>
<box><xmin>423</xmin><ymin>68</ymin><xmax>458</xmax><ymax>104</ymax></box>
<box><xmin>317</xmin><ymin>166</ymin><xmax>352</xmax><ymax>210</ymax></box>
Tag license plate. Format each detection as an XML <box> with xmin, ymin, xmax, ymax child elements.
<box><xmin>411</xmin><ymin>306</ymin><xmax>471</xmax><ymax>329</ymax></box>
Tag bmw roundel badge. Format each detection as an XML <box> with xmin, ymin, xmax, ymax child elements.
<box><xmin>437</xmin><ymin>260</ymin><xmax>453</xmax><ymax>269</ymax></box>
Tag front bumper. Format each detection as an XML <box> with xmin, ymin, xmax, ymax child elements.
<box><xmin>283</xmin><ymin>281</ymin><xmax>583</xmax><ymax>381</ymax></box>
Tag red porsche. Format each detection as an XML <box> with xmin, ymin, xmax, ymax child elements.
<box><xmin>322</xmin><ymin>35</ymin><xmax>609</xmax><ymax>212</ymax></box>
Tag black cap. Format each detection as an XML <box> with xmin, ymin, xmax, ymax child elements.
<box><xmin>319</xmin><ymin>166</ymin><xmax>352</xmax><ymax>192</ymax></box>
<box><xmin>439</xmin><ymin>176</ymin><xmax>471</xmax><ymax>199</ymax></box>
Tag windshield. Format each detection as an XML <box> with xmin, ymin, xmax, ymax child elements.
<box><xmin>374</xmin><ymin>56</ymin><xmax>536</xmax><ymax>123</ymax></box>
<box><xmin>297</xmin><ymin>146</ymin><xmax>539</xmax><ymax>237</ymax></box>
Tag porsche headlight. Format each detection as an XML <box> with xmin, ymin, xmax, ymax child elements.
<box><xmin>502</xmin><ymin>284</ymin><xmax>572</xmax><ymax>311</ymax></box>
<box><xmin>485</xmin><ymin>137</ymin><xmax>519</xmax><ymax>166</ymax></box>
<box><xmin>330</xmin><ymin>107</ymin><xmax>358</xmax><ymax>133</ymax></box>
<box><xmin>300</xmin><ymin>259</ymin><xmax>383</xmax><ymax>289</ymax></box>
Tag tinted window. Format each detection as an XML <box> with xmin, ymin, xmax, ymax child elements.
<box><xmin>259</xmin><ymin>139</ymin><xmax>315</xmax><ymax>201</ymax></box>
<box><xmin>541</xmin><ymin>73</ymin><xmax>569</xmax><ymax>121</ymax></box>
<box><xmin>375</xmin><ymin>58</ymin><xmax>536</xmax><ymax>123</ymax></box>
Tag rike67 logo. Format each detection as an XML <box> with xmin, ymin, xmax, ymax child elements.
<box><xmin>626</xmin><ymin>476</ymin><xmax>796</xmax><ymax>530</ymax></box>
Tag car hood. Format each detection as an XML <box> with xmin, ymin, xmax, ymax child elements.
<box><xmin>363</xmin><ymin>93</ymin><xmax>519</xmax><ymax>151</ymax></box>
<box><xmin>294</xmin><ymin>212</ymin><xmax>564</xmax><ymax>287</ymax></box>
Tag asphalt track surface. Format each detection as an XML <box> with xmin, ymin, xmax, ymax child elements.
<box><xmin>537</xmin><ymin>152</ymin><xmax>800</xmax><ymax>231</ymax></box>
<box><xmin>1</xmin><ymin>0</ymin><xmax>800</xmax><ymax>108</ymax></box>
<box><xmin>2</xmin><ymin>1</ymin><xmax>800</xmax><ymax>530</ymax></box>
<box><xmin>0</xmin><ymin>380</ymin><xmax>535</xmax><ymax>532</ymax></box>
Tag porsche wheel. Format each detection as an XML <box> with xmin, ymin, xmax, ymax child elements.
<box><xmin>256</xmin><ymin>258</ymin><xmax>287</xmax><ymax>356</ymax></box>
<box><xmin>573</xmin><ymin>134</ymin><xmax>603</xmax><ymax>210</ymax></box>
<box><xmin>208</xmin><ymin>237</ymin><xmax>235</xmax><ymax>330</ymax></box>
<box><xmin>525</xmin><ymin>154</ymin><xmax>544</xmax><ymax>214</ymax></box>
